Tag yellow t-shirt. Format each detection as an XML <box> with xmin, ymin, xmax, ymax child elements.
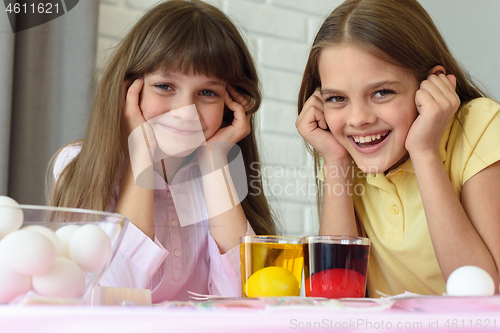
<box><xmin>319</xmin><ymin>97</ymin><xmax>500</xmax><ymax>297</ymax></box>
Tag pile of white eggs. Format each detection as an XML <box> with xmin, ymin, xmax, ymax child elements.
<box><xmin>0</xmin><ymin>196</ymin><xmax>112</xmax><ymax>303</ymax></box>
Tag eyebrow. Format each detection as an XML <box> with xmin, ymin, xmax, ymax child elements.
<box><xmin>204</xmin><ymin>81</ymin><xmax>226</xmax><ymax>88</ymax></box>
<box><xmin>367</xmin><ymin>80</ymin><xmax>401</xmax><ymax>90</ymax></box>
<box><xmin>153</xmin><ymin>73</ymin><xmax>226</xmax><ymax>88</ymax></box>
<box><xmin>155</xmin><ymin>73</ymin><xmax>175</xmax><ymax>78</ymax></box>
<box><xmin>321</xmin><ymin>80</ymin><xmax>401</xmax><ymax>95</ymax></box>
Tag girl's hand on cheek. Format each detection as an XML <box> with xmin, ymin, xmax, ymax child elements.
<box><xmin>206</xmin><ymin>87</ymin><xmax>252</xmax><ymax>145</ymax></box>
<box><xmin>227</xmin><ymin>85</ymin><xmax>255</xmax><ymax>113</ymax></box>
<box><xmin>406</xmin><ymin>73</ymin><xmax>460</xmax><ymax>157</ymax></box>
<box><xmin>121</xmin><ymin>78</ymin><xmax>157</xmax><ymax>158</ymax></box>
<box><xmin>296</xmin><ymin>88</ymin><xmax>349</xmax><ymax>164</ymax></box>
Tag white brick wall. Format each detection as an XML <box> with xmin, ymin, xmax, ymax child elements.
<box><xmin>96</xmin><ymin>0</ymin><xmax>344</xmax><ymax>237</ymax></box>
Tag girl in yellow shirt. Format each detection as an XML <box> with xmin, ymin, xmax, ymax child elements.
<box><xmin>296</xmin><ymin>0</ymin><xmax>500</xmax><ymax>296</ymax></box>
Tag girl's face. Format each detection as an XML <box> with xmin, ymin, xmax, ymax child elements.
<box><xmin>140</xmin><ymin>69</ymin><xmax>226</xmax><ymax>157</ymax></box>
<box><xmin>318</xmin><ymin>45</ymin><xmax>419</xmax><ymax>174</ymax></box>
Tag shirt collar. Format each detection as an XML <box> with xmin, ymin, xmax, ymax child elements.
<box><xmin>386</xmin><ymin>157</ymin><xmax>414</xmax><ymax>175</ymax></box>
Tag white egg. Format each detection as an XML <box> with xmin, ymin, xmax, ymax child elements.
<box><xmin>0</xmin><ymin>196</ymin><xmax>23</xmax><ymax>239</ymax></box>
<box><xmin>0</xmin><ymin>229</ymin><xmax>56</xmax><ymax>275</ymax></box>
<box><xmin>69</xmin><ymin>224</ymin><xmax>111</xmax><ymax>273</ymax></box>
<box><xmin>32</xmin><ymin>257</ymin><xmax>86</xmax><ymax>298</ymax></box>
<box><xmin>23</xmin><ymin>225</ymin><xmax>61</xmax><ymax>253</ymax></box>
<box><xmin>55</xmin><ymin>225</ymin><xmax>80</xmax><ymax>258</ymax></box>
<box><xmin>446</xmin><ymin>265</ymin><xmax>495</xmax><ymax>296</ymax></box>
<box><xmin>0</xmin><ymin>261</ymin><xmax>31</xmax><ymax>303</ymax></box>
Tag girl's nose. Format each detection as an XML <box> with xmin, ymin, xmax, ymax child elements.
<box><xmin>346</xmin><ymin>102</ymin><xmax>377</xmax><ymax>127</ymax></box>
<box><xmin>169</xmin><ymin>94</ymin><xmax>197</xmax><ymax>119</ymax></box>
<box><xmin>168</xmin><ymin>104</ymin><xmax>200</xmax><ymax>121</ymax></box>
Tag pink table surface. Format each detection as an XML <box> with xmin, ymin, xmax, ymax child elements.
<box><xmin>2</xmin><ymin>296</ymin><xmax>500</xmax><ymax>333</ymax></box>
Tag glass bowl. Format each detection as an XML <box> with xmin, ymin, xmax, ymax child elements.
<box><xmin>0</xmin><ymin>204</ymin><xmax>129</xmax><ymax>305</ymax></box>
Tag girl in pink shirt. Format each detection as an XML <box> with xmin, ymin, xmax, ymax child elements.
<box><xmin>49</xmin><ymin>0</ymin><xmax>276</xmax><ymax>302</ymax></box>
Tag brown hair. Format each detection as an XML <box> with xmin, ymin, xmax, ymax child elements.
<box><xmin>298</xmin><ymin>0</ymin><xmax>487</xmax><ymax>216</ymax></box>
<box><xmin>48</xmin><ymin>0</ymin><xmax>277</xmax><ymax>235</ymax></box>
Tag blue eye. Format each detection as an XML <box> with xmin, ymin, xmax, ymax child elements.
<box><xmin>200</xmin><ymin>90</ymin><xmax>217</xmax><ymax>97</ymax></box>
<box><xmin>155</xmin><ymin>84</ymin><xmax>173</xmax><ymax>90</ymax></box>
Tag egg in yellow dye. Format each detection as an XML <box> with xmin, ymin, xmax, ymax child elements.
<box><xmin>244</xmin><ymin>266</ymin><xmax>299</xmax><ymax>297</ymax></box>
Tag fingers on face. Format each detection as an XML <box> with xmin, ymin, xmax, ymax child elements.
<box><xmin>316</xmin><ymin>110</ymin><xmax>328</xmax><ymax>130</ymax></box>
<box><xmin>224</xmin><ymin>90</ymin><xmax>236</xmax><ymax>109</ymax></box>
<box><xmin>427</xmin><ymin>73</ymin><xmax>455</xmax><ymax>93</ymax></box>
<box><xmin>122</xmin><ymin>79</ymin><xmax>147</xmax><ymax>137</ymax></box>
<box><xmin>300</xmin><ymin>89</ymin><xmax>324</xmax><ymax>116</ymax></box>
<box><xmin>296</xmin><ymin>106</ymin><xmax>328</xmax><ymax>136</ymax></box>
<box><xmin>227</xmin><ymin>86</ymin><xmax>254</xmax><ymax>111</ymax></box>
<box><xmin>226</xmin><ymin>85</ymin><xmax>242</xmax><ymax>101</ymax></box>
<box><xmin>297</xmin><ymin>89</ymin><xmax>323</xmax><ymax>127</ymax></box>
<box><xmin>420</xmin><ymin>74</ymin><xmax>460</xmax><ymax>111</ymax></box>
<box><xmin>121</xmin><ymin>79</ymin><xmax>133</xmax><ymax>107</ymax></box>
<box><xmin>225</xmin><ymin>90</ymin><xmax>251</xmax><ymax>135</ymax></box>
<box><xmin>414</xmin><ymin>88</ymin><xmax>434</xmax><ymax>109</ymax></box>
<box><xmin>126</xmin><ymin>78</ymin><xmax>144</xmax><ymax>109</ymax></box>
<box><xmin>446</xmin><ymin>74</ymin><xmax>457</xmax><ymax>89</ymax></box>
<box><xmin>313</xmin><ymin>87</ymin><xmax>322</xmax><ymax>100</ymax></box>
<box><xmin>305</xmin><ymin>104</ymin><xmax>328</xmax><ymax>130</ymax></box>
<box><xmin>225</xmin><ymin>90</ymin><xmax>245</xmax><ymax>112</ymax></box>
<box><xmin>297</xmin><ymin>96</ymin><xmax>328</xmax><ymax>131</ymax></box>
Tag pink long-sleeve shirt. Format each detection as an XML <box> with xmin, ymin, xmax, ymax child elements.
<box><xmin>54</xmin><ymin>145</ymin><xmax>255</xmax><ymax>303</ymax></box>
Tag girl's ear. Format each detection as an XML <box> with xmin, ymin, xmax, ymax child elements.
<box><xmin>428</xmin><ymin>65</ymin><xmax>447</xmax><ymax>76</ymax></box>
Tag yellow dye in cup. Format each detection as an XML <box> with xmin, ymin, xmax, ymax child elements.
<box><xmin>240</xmin><ymin>240</ymin><xmax>303</xmax><ymax>297</ymax></box>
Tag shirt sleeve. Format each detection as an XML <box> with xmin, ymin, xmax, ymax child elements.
<box><xmin>53</xmin><ymin>145</ymin><xmax>168</xmax><ymax>289</ymax></box>
<box><xmin>206</xmin><ymin>221</ymin><xmax>256</xmax><ymax>297</ymax></box>
<box><xmin>53</xmin><ymin>145</ymin><xmax>82</xmax><ymax>181</ymax></box>
<box><xmin>99</xmin><ymin>222</ymin><xmax>169</xmax><ymax>289</ymax></box>
<box><xmin>461</xmin><ymin>98</ymin><xmax>500</xmax><ymax>183</ymax></box>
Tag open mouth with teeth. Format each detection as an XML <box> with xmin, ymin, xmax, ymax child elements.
<box><xmin>352</xmin><ymin>131</ymin><xmax>390</xmax><ymax>147</ymax></box>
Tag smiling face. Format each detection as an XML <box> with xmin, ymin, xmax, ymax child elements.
<box><xmin>318</xmin><ymin>45</ymin><xmax>419</xmax><ymax>174</ymax></box>
<box><xmin>140</xmin><ymin>69</ymin><xmax>226</xmax><ymax>157</ymax></box>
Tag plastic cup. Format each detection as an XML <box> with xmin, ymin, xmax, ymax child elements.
<box><xmin>240</xmin><ymin>235</ymin><xmax>303</xmax><ymax>298</ymax></box>
<box><xmin>302</xmin><ymin>235</ymin><xmax>370</xmax><ymax>298</ymax></box>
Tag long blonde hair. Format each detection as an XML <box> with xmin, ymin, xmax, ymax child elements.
<box><xmin>49</xmin><ymin>0</ymin><xmax>277</xmax><ymax>235</ymax></box>
<box><xmin>297</xmin><ymin>0</ymin><xmax>487</xmax><ymax>216</ymax></box>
